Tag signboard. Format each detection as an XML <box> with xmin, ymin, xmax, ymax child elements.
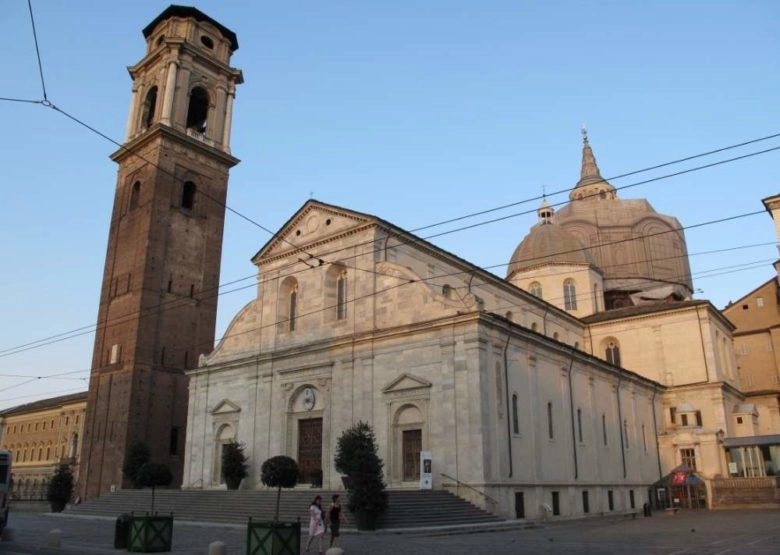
<box><xmin>728</xmin><ymin>462</ymin><xmax>738</xmax><ymax>475</ymax></box>
<box><xmin>672</xmin><ymin>471</ymin><xmax>687</xmax><ymax>485</ymax></box>
<box><xmin>420</xmin><ymin>451</ymin><xmax>432</xmax><ymax>489</ymax></box>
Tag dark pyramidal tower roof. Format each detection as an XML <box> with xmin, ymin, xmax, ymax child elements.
<box><xmin>143</xmin><ymin>5</ymin><xmax>239</xmax><ymax>51</ymax></box>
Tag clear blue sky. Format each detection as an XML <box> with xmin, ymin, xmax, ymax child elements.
<box><xmin>2</xmin><ymin>1</ymin><xmax>779</xmax><ymax>410</ymax></box>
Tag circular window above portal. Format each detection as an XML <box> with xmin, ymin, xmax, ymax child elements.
<box><xmin>200</xmin><ymin>36</ymin><xmax>214</xmax><ymax>49</ymax></box>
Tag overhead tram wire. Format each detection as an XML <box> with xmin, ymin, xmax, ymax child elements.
<box><xmin>27</xmin><ymin>0</ymin><xmax>49</xmax><ymax>103</ymax></box>
<box><xmin>0</xmin><ymin>272</ymin><xmax>260</xmax><ymax>356</ymax></box>
<box><xmin>1</xmin><ymin>246</ymin><xmax>772</xmax><ymax>395</ymax></box>
<box><xmin>139</xmin><ymin>209</ymin><xmax>767</xmax><ymax>364</ymax></box>
<box><xmin>0</xmin><ymin>203</ymin><xmax>767</xmax><ymax>359</ymax></box>
<box><xmin>409</xmin><ymin>131</ymin><xmax>780</xmax><ymax>234</ymax></box>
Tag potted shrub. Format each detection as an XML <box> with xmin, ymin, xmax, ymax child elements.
<box><xmin>221</xmin><ymin>441</ymin><xmax>249</xmax><ymax>490</ymax></box>
<box><xmin>122</xmin><ymin>440</ymin><xmax>151</xmax><ymax>489</ymax></box>
<box><xmin>335</xmin><ymin>422</ymin><xmax>388</xmax><ymax>530</ymax></box>
<box><xmin>246</xmin><ymin>456</ymin><xmax>300</xmax><ymax>555</ymax></box>
<box><xmin>46</xmin><ymin>464</ymin><xmax>73</xmax><ymax>513</ymax></box>
<box><xmin>128</xmin><ymin>463</ymin><xmax>174</xmax><ymax>553</ymax></box>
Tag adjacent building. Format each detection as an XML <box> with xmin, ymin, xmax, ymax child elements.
<box><xmin>0</xmin><ymin>392</ymin><xmax>86</xmax><ymax>500</ymax></box>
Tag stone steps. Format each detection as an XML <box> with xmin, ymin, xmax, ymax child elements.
<box><xmin>67</xmin><ymin>488</ymin><xmax>505</xmax><ymax>529</ymax></box>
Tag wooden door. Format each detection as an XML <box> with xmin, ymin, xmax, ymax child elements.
<box><xmin>402</xmin><ymin>429</ymin><xmax>422</xmax><ymax>481</ymax></box>
<box><xmin>298</xmin><ymin>418</ymin><xmax>323</xmax><ymax>483</ymax></box>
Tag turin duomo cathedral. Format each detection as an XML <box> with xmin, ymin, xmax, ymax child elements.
<box><xmin>72</xmin><ymin>6</ymin><xmax>780</xmax><ymax>518</ymax></box>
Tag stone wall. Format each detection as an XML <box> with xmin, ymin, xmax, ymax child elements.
<box><xmin>711</xmin><ymin>477</ymin><xmax>780</xmax><ymax>508</ymax></box>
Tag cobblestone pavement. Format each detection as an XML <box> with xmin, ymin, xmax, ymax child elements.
<box><xmin>1</xmin><ymin>509</ymin><xmax>779</xmax><ymax>554</ymax></box>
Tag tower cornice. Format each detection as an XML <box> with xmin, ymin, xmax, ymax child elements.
<box><xmin>111</xmin><ymin>124</ymin><xmax>240</xmax><ymax>168</ymax></box>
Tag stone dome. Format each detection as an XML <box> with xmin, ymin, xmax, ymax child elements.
<box><xmin>507</xmin><ymin>221</ymin><xmax>597</xmax><ymax>279</ymax></box>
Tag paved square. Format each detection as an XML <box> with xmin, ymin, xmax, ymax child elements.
<box><xmin>1</xmin><ymin>509</ymin><xmax>778</xmax><ymax>554</ymax></box>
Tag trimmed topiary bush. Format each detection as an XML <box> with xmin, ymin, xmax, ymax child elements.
<box><xmin>221</xmin><ymin>441</ymin><xmax>248</xmax><ymax>490</ymax></box>
<box><xmin>260</xmin><ymin>455</ymin><xmax>299</xmax><ymax>521</ymax></box>
<box><xmin>137</xmin><ymin>462</ymin><xmax>173</xmax><ymax>514</ymax></box>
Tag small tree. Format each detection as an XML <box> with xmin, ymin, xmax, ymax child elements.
<box><xmin>122</xmin><ymin>440</ymin><xmax>151</xmax><ymax>489</ymax></box>
<box><xmin>137</xmin><ymin>462</ymin><xmax>173</xmax><ymax>514</ymax></box>
<box><xmin>334</xmin><ymin>421</ymin><xmax>375</xmax><ymax>477</ymax></box>
<box><xmin>335</xmin><ymin>422</ymin><xmax>387</xmax><ymax>530</ymax></box>
<box><xmin>46</xmin><ymin>464</ymin><xmax>74</xmax><ymax>512</ymax></box>
<box><xmin>260</xmin><ymin>456</ymin><xmax>299</xmax><ymax>521</ymax></box>
<box><xmin>221</xmin><ymin>441</ymin><xmax>249</xmax><ymax>490</ymax></box>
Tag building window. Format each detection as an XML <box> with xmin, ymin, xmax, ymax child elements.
<box><xmin>129</xmin><ymin>181</ymin><xmax>141</xmax><ymax>210</ymax></box>
<box><xmin>608</xmin><ymin>490</ymin><xmax>614</xmax><ymax>511</ymax></box>
<box><xmin>512</xmin><ymin>394</ymin><xmax>519</xmax><ymax>434</ymax></box>
<box><xmin>142</xmin><ymin>86</ymin><xmax>158</xmax><ymax>128</ymax></box>
<box><xmin>695</xmin><ymin>411</ymin><xmax>703</xmax><ymax>427</ymax></box>
<box><xmin>279</xmin><ymin>277</ymin><xmax>299</xmax><ymax>332</ymax></box>
<box><xmin>623</xmin><ymin>419</ymin><xmax>629</xmax><ymax>449</ymax></box>
<box><xmin>757</xmin><ymin>297</ymin><xmax>764</xmax><ymax>307</ymax></box>
<box><xmin>182</xmin><ymin>181</ymin><xmax>196</xmax><ymax>210</ymax></box>
<box><xmin>109</xmin><ymin>344</ymin><xmax>121</xmax><ymax>365</ymax></box>
<box><xmin>336</xmin><ymin>271</ymin><xmax>347</xmax><ymax>320</ymax></box>
<box><xmin>563</xmin><ymin>279</ymin><xmax>577</xmax><ymax>310</ymax></box>
<box><xmin>681</xmin><ymin>448</ymin><xmax>697</xmax><ymax>470</ymax></box>
<box><xmin>605</xmin><ymin>339</ymin><xmax>621</xmax><ymax>367</ymax></box>
<box><xmin>577</xmin><ymin>408</ymin><xmax>583</xmax><ymax>442</ymax></box>
<box><xmin>582</xmin><ymin>491</ymin><xmax>590</xmax><ymax>513</ymax></box>
<box><xmin>670</xmin><ymin>407</ymin><xmax>677</xmax><ymax>424</ymax></box>
<box><xmin>529</xmin><ymin>282</ymin><xmax>543</xmax><ymax>299</ymax></box>
<box><xmin>186</xmin><ymin>86</ymin><xmax>209</xmax><ymax>133</ymax></box>
<box><xmin>681</xmin><ymin>414</ymin><xmax>689</xmax><ymax>427</ymax></box>
<box><xmin>629</xmin><ymin>490</ymin><xmax>635</xmax><ymax>509</ymax></box>
<box><xmin>289</xmin><ymin>288</ymin><xmax>298</xmax><ymax>331</ymax></box>
<box><xmin>552</xmin><ymin>491</ymin><xmax>560</xmax><ymax>516</ymax></box>
<box><xmin>442</xmin><ymin>284</ymin><xmax>453</xmax><ymax>299</ymax></box>
<box><xmin>547</xmin><ymin>402</ymin><xmax>554</xmax><ymax>439</ymax></box>
<box><xmin>602</xmin><ymin>414</ymin><xmax>608</xmax><ymax>446</ymax></box>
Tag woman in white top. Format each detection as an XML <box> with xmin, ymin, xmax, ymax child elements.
<box><xmin>304</xmin><ymin>495</ymin><xmax>326</xmax><ymax>554</ymax></box>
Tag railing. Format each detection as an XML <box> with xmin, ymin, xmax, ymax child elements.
<box><xmin>185</xmin><ymin>128</ymin><xmax>217</xmax><ymax>148</ymax></box>
<box><xmin>440</xmin><ymin>472</ymin><xmax>500</xmax><ymax>511</ymax></box>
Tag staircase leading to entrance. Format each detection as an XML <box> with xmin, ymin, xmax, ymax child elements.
<box><xmin>67</xmin><ymin>488</ymin><xmax>505</xmax><ymax>529</ymax></box>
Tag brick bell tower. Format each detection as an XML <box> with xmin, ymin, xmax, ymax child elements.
<box><xmin>80</xmin><ymin>6</ymin><xmax>242</xmax><ymax>499</ymax></box>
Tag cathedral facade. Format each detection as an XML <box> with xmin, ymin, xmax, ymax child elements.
<box><xmin>182</xmin><ymin>136</ymin><xmax>774</xmax><ymax>518</ymax></box>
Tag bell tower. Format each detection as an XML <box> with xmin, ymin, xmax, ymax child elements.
<box><xmin>80</xmin><ymin>6</ymin><xmax>242</xmax><ymax>499</ymax></box>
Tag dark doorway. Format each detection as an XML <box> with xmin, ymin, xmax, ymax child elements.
<box><xmin>297</xmin><ymin>418</ymin><xmax>323</xmax><ymax>483</ymax></box>
<box><xmin>552</xmin><ymin>491</ymin><xmax>560</xmax><ymax>515</ymax></box>
<box><xmin>582</xmin><ymin>491</ymin><xmax>590</xmax><ymax>513</ymax></box>
<box><xmin>515</xmin><ymin>492</ymin><xmax>525</xmax><ymax>519</ymax></box>
<box><xmin>402</xmin><ymin>429</ymin><xmax>422</xmax><ymax>481</ymax></box>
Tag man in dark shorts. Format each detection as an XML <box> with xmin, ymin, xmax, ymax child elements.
<box><xmin>328</xmin><ymin>493</ymin><xmax>349</xmax><ymax>548</ymax></box>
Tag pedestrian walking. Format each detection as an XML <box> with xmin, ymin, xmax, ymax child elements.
<box><xmin>304</xmin><ymin>495</ymin><xmax>326</xmax><ymax>554</ymax></box>
<box><xmin>327</xmin><ymin>493</ymin><xmax>349</xmax><ymax>548</ymax></box>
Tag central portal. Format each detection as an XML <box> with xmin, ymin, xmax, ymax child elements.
<box><xmin>297</xmin><ymin>417</ymin><xmax>323</xmax><ymax>483</ymax></box>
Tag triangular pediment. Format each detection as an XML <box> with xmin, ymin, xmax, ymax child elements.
<box><xmin>211</xmin><ymin>399</ymin><xmax>241</xmax><ymax>415</ymax></box>
<box><xmin>382</xmin><ymin>373</ymin><xmax>432</xmax><ymax>394</ymax></box>
<box><xmin>252</xmin><ymin>200</ymin><xmax>377</xmax><ymax>263</ymax></box>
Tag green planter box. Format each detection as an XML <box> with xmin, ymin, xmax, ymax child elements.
<box><xmin>128</xmin><ymin>514</ymin><xmax>173</xmax><ymax>552</ymax></box>
<box><xmin>246</xmin><ymin>519</ymin><xmax>300</xmax><ymax>555</ymax></box>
